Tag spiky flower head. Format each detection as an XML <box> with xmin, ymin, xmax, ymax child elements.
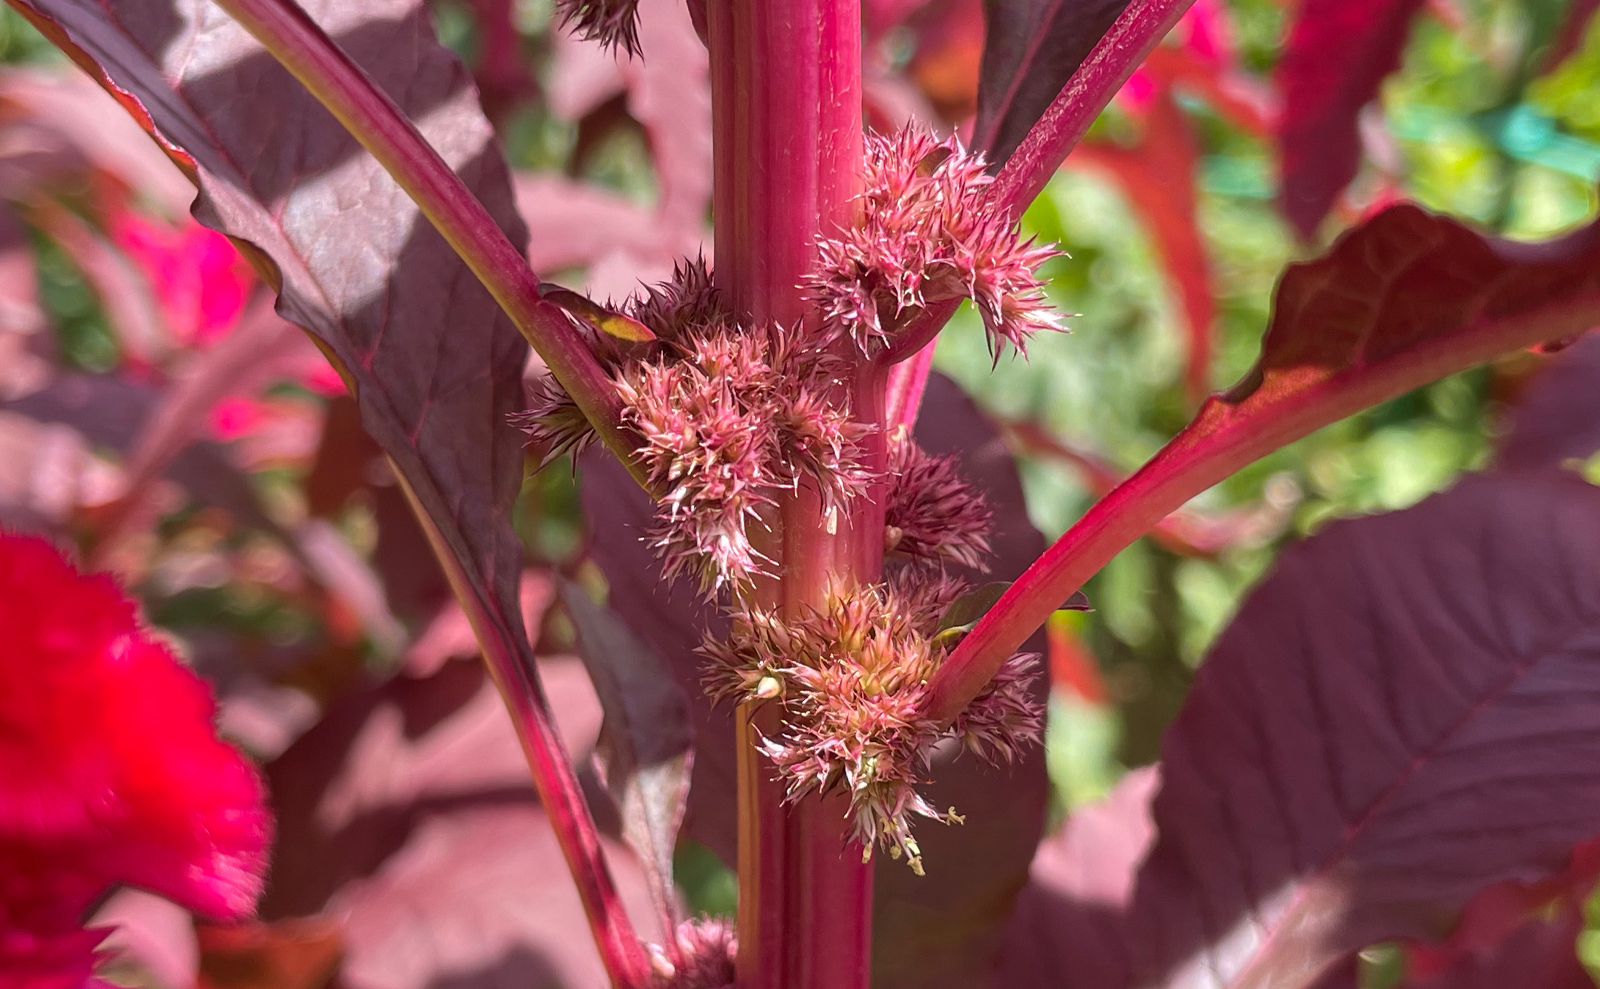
<box><xmin>807</xmin><ymin>126</ymin><xmax>1064</xmax><ymax>357</ymax></box>
<box><xmin>556</xmin><ymin>0</ymin><xmax>641</xmax><ymax>57</ymax></box>
<box><xmin>512</xmin><ymin>258</ymin><xmax>723</xmax><ymax>464</ymax></box>
<box><xmin>514</xmin><ymin>261</ymin><xmax>872</xmax><ymax>595</ymax></box>
<box><xmin>884</xmin><ymin>435</ymin><xmax>992</xmax><ymax>569</ymax></box>
<box><xmin>616</xmin><ymin>318</ymin><xmax>873</xmax><ymax>594</ymax></box>
<box><xmin>632</xmin><ymin>256</ymin><xmax>721</xmax><ymax>342</ymax></box>
<box><xmin>701</xmin><ymin>572</ymin><xmax>1040</xmax><ymax>874</ymax></box>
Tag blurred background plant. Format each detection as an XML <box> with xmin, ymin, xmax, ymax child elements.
<box><xmin>3</xmin><ymin>0</ymin><xmax>1599</xmax><ymax>986</ymax></box>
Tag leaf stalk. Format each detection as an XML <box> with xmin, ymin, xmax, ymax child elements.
<box><xmin>208</xmin><ymin>0</ymin><xmax>648</xmax><ymax>489</ymax></box>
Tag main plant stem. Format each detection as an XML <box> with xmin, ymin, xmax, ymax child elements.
<box><xmin>707</xmin><ymin>3</ymin><xmax>876</xmax><ymax>987</ymax></box>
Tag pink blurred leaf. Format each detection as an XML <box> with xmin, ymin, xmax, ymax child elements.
<box><xmin>4</xmin><ymin>373</ymin><xmax>285</xmax><ymax>535</ymax></box>
<box><xmin>621</xmin><ymin>0</ymin><xmax>712</xmax><ymax>237</ymax></box>
<box><xmin>1118</xmin><ymin>472</ymin><xmax>1600</xmax><ymax>989</ymax></box>
<box><xmin>90</xmin><ymin>296</ymin><xmax>301</xmax><ymax>552</ymax></box>
<box><xmin>545</xmin><ymin>23</ymin><xmax>626</xmax><ymax>121</ymax></box>
<box><xmin>0</xmin><ymin>66</ymin><xmax>195</xmax><ymax>216</ymax></box>
<box><xmin>520</xmin><ymin>0</ymin><xmax>710</xmax><ymax>285</ymax></box>
<box><xmin>515</xmin><ymin>173</ymin><xmax>671</xmax><ymax>275</ymax></box>
<box><xmin>0</xmin><ymin>409</ymin><xmax>92</xmax><ymax>531</ymax></box>
<box><xmin>26</xmin><ymin>197</ymin><xmax>169</xmax><ymax>365</ymax></box>
<box><xmin>997</xmin><ymin>769</ymin><xmax>1159</xmax><ymax>987</ymax></box>
<box><xmin>92</xmin><ymin>888</ymin><xmax>200</xmax><ymax>989</ymax></box>
<box><xmin>406</xmin><ymin>570</ymin><xmax>556</xmax><ymax>677</ymax></box>
<box><xmin>1274</xmin><ymin>0</ymin><xmax>1427</xmax><ymax>239</ymax></box>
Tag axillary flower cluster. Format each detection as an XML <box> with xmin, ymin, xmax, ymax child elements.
<box><xmin>519</xmin><ymin>127</ymin><xmax>1061</xmax><ymax>875</ymax></box>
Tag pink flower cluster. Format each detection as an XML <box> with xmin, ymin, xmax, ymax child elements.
<box><xmin>808</xmin><ymin>128</ymin><xmax>1063</xmax><ymax>356</ymax></box>
<box><xmin>884</xmin><ymin>436</ymin><xmax>993</xmax><ymax>569</ymax></box>
<box><xmin>519</xmin><ymin>260</ymin><xmax>874</xmax><ymax>593</ymax></box>
<box><xmin>701</xmin><ymin>567</ymin><xmax>1039</xmax><ymax>874</ymax></box>
<box><xmin>0</xmin><ymin>534</ymin><xmax>270</xmax><ymax>989</ymax></box>
<box><xmin>517</xmin><ymin>131</ymin><xmax>1059</xmax><ymax>870</ymax></box>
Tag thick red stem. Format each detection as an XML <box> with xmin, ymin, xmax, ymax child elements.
<box><xmin>708</xmin><ymin>2</ymin><xmax>875</xmax><ymax>987</ymax></box>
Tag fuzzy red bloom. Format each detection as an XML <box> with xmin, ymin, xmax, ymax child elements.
<box><xmin>109</xmin><ymin>209</ymin><xmax>253</xmax><ymax>348</ymax></box>
<box><xmin>0</xmin><ymin>534</ymin><xmax>270</xmax><ymax>989</ymax></box>
<box><xmin>884</xmin><ymin>436</ymin><xmax>993</xmax><ymax>569</ymax></box>
<box><xmin>808</xmin><ymin>127</ymin><xmax>1064</xmax><ymax>357</ymax></box>
<box><xmin>702</xmin><ymin>571</ymin><xmax>1040</xmax><ymax>874</ymax></box>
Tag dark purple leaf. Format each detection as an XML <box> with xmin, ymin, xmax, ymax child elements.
<box><xmin>578</xmin><ymin>372</ymin><xmax>1050</xmax><ymax>988</ymax></box>
<box><xmin>1274</xmin><ymin>0</ymin><xmax>1427</xmax><ymax>239</ymax></box>
<box><xmin>1497</xmin><ymin>333</ymin><xmax>1600</xmax><ymax>471</ymax></box>
<box><xmin>559</xmin><ymin>577</ymin><xmax>695</xmax><ymax>932</ymax></box>
<box><xmin>1117</xmin><ymin>471</ymin><xmax>1600</xmax><ymax>989</ymax></box>
<box><xmin>972</xmin><ymin>0</ymin><xmax>1131</xmax><ymax>165</ymax></box>
<box><xmin>11</xmin><ymin>0</ymin><xmax>538</xmax><ymax>711</ymax></box>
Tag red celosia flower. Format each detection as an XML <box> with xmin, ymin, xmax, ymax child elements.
<box><xmin>0</xmin><ymin>534</ymin><xmax>270</xmax><ymax>988</ymax></box>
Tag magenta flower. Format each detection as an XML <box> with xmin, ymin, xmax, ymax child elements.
<box><xmin>0</xmin><ymin>534</ymin><xmax>271</xmax><ymax>989</ymax></box>
<box><xmin>108</xmin><ymin>208</ymin><xmax>254</xmax><ymax>348</ymax></box>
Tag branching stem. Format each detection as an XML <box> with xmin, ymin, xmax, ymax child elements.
<box><xmin>922</xmin><ymin>298</ymin><xmax>1600</xmax><ymax>724</ymax></box>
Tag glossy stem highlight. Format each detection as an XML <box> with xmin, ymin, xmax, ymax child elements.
<box><xmin>708</xmin><ymin>2</ymin><xmax>875</xmax><ymax>986</ymax></box>
<box><xmin>987</xmin><ymin>0</ymin><xmax>1197</xmax><ymax>220</ymax></box>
